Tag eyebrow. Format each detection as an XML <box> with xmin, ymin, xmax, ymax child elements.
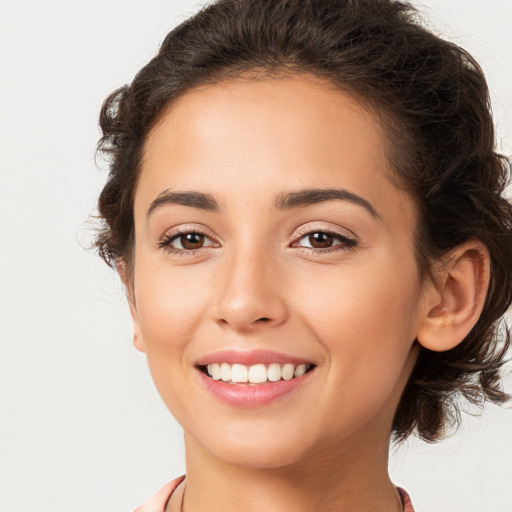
<box><xmin>274</xmin><ymin>188</ymin><xmax>380</xmax><ymax>218</ymax></box>
<box><xmin>147</xmin><ymin>188</ymin><xmax>379</xmax><ymax>219</ymax></box>
<box><xmin>147</xmin><ymin>190</ymin><xmax>220</xmax><ymax>217</ymax></box>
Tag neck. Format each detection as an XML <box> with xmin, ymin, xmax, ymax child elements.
<box><xmin>180</xmin><ymin>427</ymin><xmax>402</xmax><ymax>512</ymax></box>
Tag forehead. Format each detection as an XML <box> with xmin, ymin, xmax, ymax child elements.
<box><xmin>143</xmin><ymin>74</ymin><xmax>386</xmax><ymax>178</ymax></box>
<box><xmin>137</xmin><ymin>74</ymin><xmax>415</xmax><ymax>232</ymax></box>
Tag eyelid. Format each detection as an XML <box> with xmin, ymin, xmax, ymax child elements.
<box><xmin>161</xmin><ymin>223</ymin><xmax>219</xmax><ymax>240</ymax></box>
<box><xmin>292</xmin><ymin>223</ymin><xmax>357</xmax><ymax>242</ymax></box>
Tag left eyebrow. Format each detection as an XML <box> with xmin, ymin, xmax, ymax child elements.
<box><xmin>274</xmin><ymin>188</ymin><xmax>380</xmax><ymax>219</ymax></box>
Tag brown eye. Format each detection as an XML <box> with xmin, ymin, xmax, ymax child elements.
<box><xmin>160</xmin><ymin>230</ymin><xmax>217</xmax><ymax>252</ymax></box>
<box><xmin>307</xmin><ymin>232</ymin><xmax>335</xmax><ymax>248</ymax></box>
<box><xmin>179</xmin><ymin>232</ymin><xmax>205</xmax><ymax>250</ymax></box>
<box><xmin>295</xmin><ymin>230</ymin><xmax>357</xmax><ymax>252</ymax></box>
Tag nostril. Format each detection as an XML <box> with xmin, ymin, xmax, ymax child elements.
<box><xmin>256</xmin><ymin>317</ymin><xmax>270</xmax><ymax>323</ymax></box>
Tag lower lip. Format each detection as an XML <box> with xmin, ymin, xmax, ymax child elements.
<box><xmin>197</xmin><ymin>369</ymin><xmax>314</xmax><ymax>407</ymax></box>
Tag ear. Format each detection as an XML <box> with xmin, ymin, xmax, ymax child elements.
<box><xmin>417</xmin><ymin>240</ymin><xmax>490</xmax><ymax>352</ymax></box>
<box><xmin>116</xmin><ymin>260</ymin><xmax>146</xmax><ymax>353</ymax></box>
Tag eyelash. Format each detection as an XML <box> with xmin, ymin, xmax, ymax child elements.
<box><xmin>157</xmin><ymin>228</ymin><xmax>214</xmax><ymax>256</ymax></box>
<box><xmin>157</xmin><ymin>228</ymin><xmax>358</xmax><ymax>256</ymax></box>
<box><xmin>292</xmin><ymin>229</ymin><xmax>358</xmax><ymax>253</ymax></box>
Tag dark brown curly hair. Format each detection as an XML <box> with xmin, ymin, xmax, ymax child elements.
<box><xmin>95</xmin><ymin>0</ymin><xmax>512</xmax><ymax>442</ymax></box>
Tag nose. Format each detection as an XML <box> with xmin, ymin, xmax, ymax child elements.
<box><xmin>213</xmin><ymin>248</ymin><xmax>287</xmax><ymax>332</ymax></box>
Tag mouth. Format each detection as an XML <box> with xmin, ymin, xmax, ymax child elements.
<box><xmin>195</xmin><ymin>349</ymin><xmax>317</xmax><ymax>406</ymax></box>
<box><xmin>197</xmin><ymin>362</ymin><xmax>315</xmax><ymax>385</ymax></box>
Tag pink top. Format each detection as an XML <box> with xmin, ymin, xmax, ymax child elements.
<box><xmin>133</xmin><ymin>476</ymin><xmax>415</xmax><ymax>512</ymax></box>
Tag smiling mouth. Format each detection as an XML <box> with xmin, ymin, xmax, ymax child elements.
<box><xmin>198</xmin><ymin>362</ymin><xmax>315</xmax><ymax>385</ymax></box>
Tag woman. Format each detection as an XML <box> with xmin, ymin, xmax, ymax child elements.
<box><xmin>95</xmin><ymin>0</ymin><xmax>512</xmax><ymax>510</ymax></box>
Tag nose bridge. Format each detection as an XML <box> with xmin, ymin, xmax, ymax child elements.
<box><xmin>214</xmin><ymin>238</ymin><xmax>286</xmax><ymax>331</ymax></box>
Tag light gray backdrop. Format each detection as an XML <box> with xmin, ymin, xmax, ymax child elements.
<box><xmin>0</xmin><ymin>1</ymin><xmax>511</xmax><ymax>511</ymax></box>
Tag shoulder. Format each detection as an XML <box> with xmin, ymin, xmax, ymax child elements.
<box><xmin>133</xmin><ymin>476</ymin><xmax>185</xmax><ymax>512</ymax></box>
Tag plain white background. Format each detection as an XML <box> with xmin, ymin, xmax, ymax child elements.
<box><xmin>0</xmin><ymin>1</ymin><xmax>511</xmax><ymax>511</ymax></box>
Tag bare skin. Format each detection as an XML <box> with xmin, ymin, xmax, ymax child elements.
<box><xmin>124</xmin><ymin>74</ymin><xmax>489</xmax><ymax>512</ymax></box>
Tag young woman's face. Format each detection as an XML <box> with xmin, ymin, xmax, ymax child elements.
<box><xmin>129</xmin><ymin>75</ymin><xmax>428</xmax><ymax>468</ymax></box>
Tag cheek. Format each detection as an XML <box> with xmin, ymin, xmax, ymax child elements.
<box><xmin>297</xmin><ymin>255</ymin><xmax>419</xmax><ymax>340</ymax></box>
<box><xmin>295</xmin><ymin>283</ymin><xmax>419</xmax><ymax>438</ymax></box>
<box><xmin>132</xmin><ymin>260</ymin><xmax>212</xmax><ymax>419</ymax></box>
<box><xmin>293</xmin><ymin>253</ymin><xmax>421</xmax><ymax>396</ymax></box>
<box><xmin>134</xmin><ymin>258</ymin><xmax>211</xmax><ymax>357</ymax></box>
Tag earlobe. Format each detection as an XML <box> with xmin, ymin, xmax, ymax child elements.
<box><xmin>116</xmin><ymin>260</ymin><xmax>146</xmax><ymax>354</ymax></box>
<box><xmin>128</xmin><ymin>301</ymin><xmax>146</xmax><ymax>353</ymax></box>
<box><xmin>417</xmin><ymin>241</ymin><xmax>490</xmax><ymax>352</ymax></box>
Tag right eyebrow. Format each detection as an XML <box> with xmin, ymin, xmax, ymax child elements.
<box><xmin>147</xmin><ymin>190</ymin><xmax>220</xmax><ymax>217</ymax></box>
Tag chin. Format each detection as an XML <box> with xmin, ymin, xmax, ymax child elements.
<box><xmin>212</xmin><ymin>440</ymin><xmax>308</xmax><ymax>470</ymax></box>
<box><xmin>188</xmin><ymin>424</ymin><xmax>314</xmax><ymax>470</ymax></box>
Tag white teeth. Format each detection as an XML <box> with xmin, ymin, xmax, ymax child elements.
<box><xmin>248</xmin><ymin>364</ymin><xmax>267</xmax><ymax>384</ymax></box>
<box><xmin>267</xmin><ymin>363</ymin><xmax>282</xmax><ymax>382</ymax></box>
<box><xmin>210</xmin><ymin>363</ymin><xmax>221</xmax><ymax>380</ymax></box>
<box><xmin>231</xmin><ymin>364</ymin><xmax>248</xmax><ymax>383</ymax></box>
<box><xmin>294</xmin><ymin>363</ymin><xmax>306</xmax><ymax>377</ymax></box>
<box><xmin>205</xmin><ymin>362</ymin><xmax>312</xmax><ymax>384</ymax></box>
<box><xmin>281</xmin><ymin>363</ymin><xmax>295</xmax><ymax>381</ymax></box>
<box><xmin>220</xmin><ymin>363</ymin><xmax>231</xmax><ymax>382</ymax></box>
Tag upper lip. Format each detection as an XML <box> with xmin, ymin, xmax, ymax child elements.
<box><xmin>195</xmin><ymin>349</ymin><xmax>314</xmax><ymax>367</ymax></box>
